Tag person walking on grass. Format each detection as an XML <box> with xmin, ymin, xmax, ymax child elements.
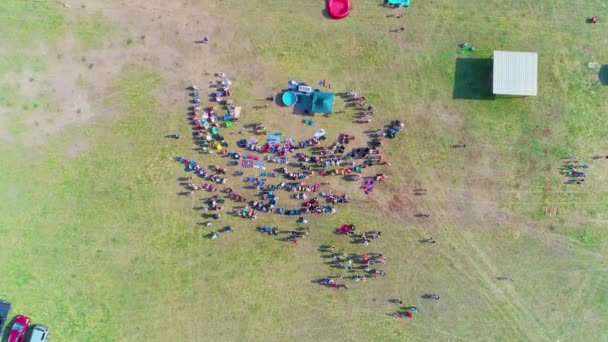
<box><xmin>496</xmin><ymin>276</ymin><xmax>513</xmax><ymax>281</ymax></box>
<box><xmin>419</xmin><ymin>237</ymin><xmax>436</xmax><ymax>244</ymax></box>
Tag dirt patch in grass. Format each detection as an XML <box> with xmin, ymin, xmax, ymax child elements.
<box><xmin>387</xmin><ymin>190</ymin><xmax>418</xmax><ymax>216</ymax></box>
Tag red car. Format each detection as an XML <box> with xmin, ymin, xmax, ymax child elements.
<box><xmin>8</xmin><ymin>315</ymin><xmax>30</xmax><ymax>342</ymax></box>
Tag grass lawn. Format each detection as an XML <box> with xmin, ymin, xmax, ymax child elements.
<box><xmin>1</xmin><ymin>0</ymin><xmax>608</xmax><ymax>341</ymax></box>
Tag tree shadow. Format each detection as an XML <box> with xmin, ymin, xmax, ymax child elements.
<box><xmin>453</xmin><ymin>58</ymin><xmax>495</xmax><ymax>100</ymax></box>
<box><xmin>599</xmin><ymin>65</ymin><xmax>608</xmax><ymax>85</ymax></box>
<box><xmin>1</xmin><ymin>315</ymin><xmax>17</xmax><ymax>342</ymax></box>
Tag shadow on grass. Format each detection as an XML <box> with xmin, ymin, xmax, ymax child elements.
<box><xmin>599</xmin><ymin>65</ymin><xmax>608</xmax><ymax>85</ymax></box>
<box><xmin>274</xmin><ymin>93</ymin><xmax>285</xmax><ymax>107</ymax></box>
<box><xmin>453</xmin><ymin>58</ymin><xmax>495</xmax><ymax>100</ymax></box>
<box><xmin>321</xmin><ymin>8</ymin><xmax>331</xmax><ymax>19</ymax></box>
<box><xmin>1</xmin><ymin>316</ymin><xmax>17</xmax><ymax>342</ymax></box>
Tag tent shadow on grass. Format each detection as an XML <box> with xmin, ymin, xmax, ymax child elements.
<box><xmin>321</xmin><ymin>8</ymin><xmax>331</xmax><ymax>19</ymax></box>
<box><xmin>453</xmin><ymin>58</ymin><xmax>495</xmax><ymax>100</ymax></box>
<box><xmin>598</xmin><ymin>65</ymin><xmax>608</xmax><ymax>85</ymax></box>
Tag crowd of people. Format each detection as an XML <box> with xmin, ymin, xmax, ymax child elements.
<box><xmin>172</xmin><ymin>77</ymin><xmax>441</xmax><ymax>322</ymax></box>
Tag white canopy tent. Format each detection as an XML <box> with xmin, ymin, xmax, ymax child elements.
<box><xmin>493</xmin><ymin>51</ymin><xmax>538</xmax><ymax>97</ymax></box>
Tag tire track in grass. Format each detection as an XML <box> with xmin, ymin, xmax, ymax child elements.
<box><xmin>436</xmin><ymin>208</ymin><xmax>540</xmax><ymax>340</ymax></box>
<box><xmin>388</xmin><ymin>151</ymin><xmax>533</xmax><ymax>338</ymax></box>
<box><xmin>425</xmin><ymin>197</ymin><xmax>533</xmax><ymax>341</ymax></box>
<box><xmin>382</xmin><ymin>177</ymin><xmax>515</xmax><ymax>339</ymax></box>
<box><xmin>443</xmin><ymin>147</ymin><xmax>607</xmax><ymax>340</ymax></box>
<box><xmin>442</xmin><ymin>233</ymin><xmax>531</xmax><ymax>340</ymax></box>
<box><xmin>432</xmin><ymin>184</ymin><xmax>554</xmax><ymax>341</ymax></box>
<box><xmin>387</xmin><ymin>192</ymin><xmax>527</xmax><ymax>339</ymax></box>
<box><xmin>559</xmin><ymin>264</ymin><xmax>607</xmax><ymax>340</ymax></box>
<box><xmin>457</xmin><ymin>227</ymin><xmax>552</xmax><ymax>341</ymax></box>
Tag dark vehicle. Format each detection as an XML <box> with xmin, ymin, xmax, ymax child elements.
<box><xmin>0</xmin><ymin>299</ymin><xmax>11</xmax><ymax>339</ymax></box>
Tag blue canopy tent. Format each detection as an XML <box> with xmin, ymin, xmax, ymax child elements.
<box><xmin>287</xmin><ymin>80</ymin><xmax>336</xmax><ymax>114</ymax></box>
<box><xmin>295</xmin><ymin>90</ymin><xmax>335</xmax><ymax>114</ymax></box>
<box><xmin>311</xmin><ymin>91</ymin><xmax>335</xmax><ymax>114</ymax></box>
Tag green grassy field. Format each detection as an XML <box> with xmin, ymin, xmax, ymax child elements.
<box><xmin>1</xmin><ymin>0</ymin><xmax>608</xmax><ymax>341</ymax></box>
